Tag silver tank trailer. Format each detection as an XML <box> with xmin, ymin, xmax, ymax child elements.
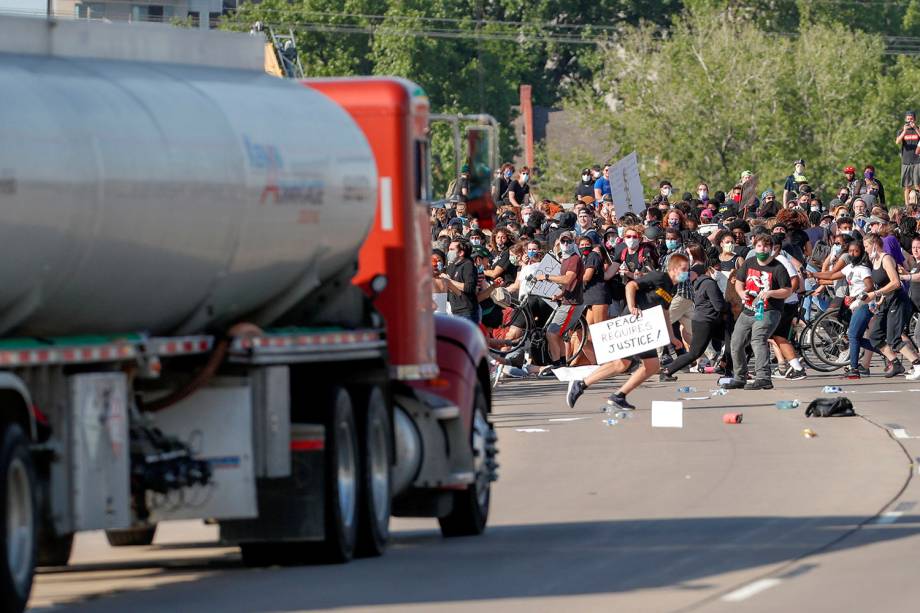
<box><xmin>0</xmin><ymin>18</ymin><xmax>377</xmax><ymax>336</ymax></box>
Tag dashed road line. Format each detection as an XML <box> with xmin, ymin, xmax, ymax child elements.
<box><xmin>720</xmin><ymin>578</ymin><xmax>782</xmax><ymax>602</ymax></box>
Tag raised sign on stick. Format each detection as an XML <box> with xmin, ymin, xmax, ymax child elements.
<box><xmin>589</xmin><ymin>305</ymin><xmax>670</xmax><ymax>364</ymax></box>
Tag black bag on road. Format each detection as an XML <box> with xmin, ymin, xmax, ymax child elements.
<box><xmin>805</xmin><ymin>397</ymin><xmax>856</xmax><ymax>417</ymax></box>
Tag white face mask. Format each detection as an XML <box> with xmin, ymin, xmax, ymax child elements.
<box><xmin>624</xmin><ymin>237</ymin><xmax>639</xmax><ymax>249</ymax></box>
<box><xmin>698</xmin><ymin>190</ymin><xmax>708</xmax><ymax>199</ymax></box>
<box><xmin>522</xmin><ymin>214</ymin><xmax>531</xmax><ymax>224</ymax></box>
<box><xmin>582</xmin><ymin>174</ymin><xmax>590</xmax><ymax>182</ymax></box>
<box><xmin>661</xmin><ymin>188</ymin><xmax>672</xmax><ymax>197</ymax></box>
<box><xmin>722</xmin><ymin>243</ymin><xmax>735</xmax><ymax>254</ymax></box>
<box><xmin>831</xmin><ymin>245</ymin><xmax>842</xmax><ymax>256</ymax></box>
<box><xmin>521</xmin><ymin>174</ymin><xmax>529</xmax><ymax>183</ymax></box>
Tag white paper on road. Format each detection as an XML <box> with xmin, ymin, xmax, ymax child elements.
<box><xmin>651</xmin><ymin>401</ymin><xmax>683</xmax><ymax>428</ymax></box>
<box><xmin>515</xmin><ymin>428</ymin><xmax>549</xmax><ymax>433</ymax></box>
<box><xmin>681</xmin><ymin>396</ymin><xmax>711</xmax><ymax>401</ymax></box>
<box><xmin>590</xmin><ymin>305</ymin><xmax>670</xmax><ymax>364</ymax></box>
<box><xmin>609</xmin><ymin>151</ymin><xmax>644</xmax><ymax>218</ymax></box>
<box><xmin>548</xmin><ymin>417</ymin><xmax>591</xmax><ymax>422</ymax></box>
<box><xmin>528</xmin><ymin>254</ymin><xmax>562</xmax><ymax>299</ymax></box>
<box><xmin>552</xmin><ymin>365</ymin><xmax>600</xmax><ymax>382</ymax></box>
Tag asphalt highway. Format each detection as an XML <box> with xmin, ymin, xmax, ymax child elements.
<box><xmin>28</xmin><ymin>370</ymin><xmax>920</xmax><ymax>612</ymax></box>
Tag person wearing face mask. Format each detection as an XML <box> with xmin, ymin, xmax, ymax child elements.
<box><xmin>863</xmin><ymin>233</ymin><xmax>920</xmax><ymax>379</ymax></box>
<box><xmin>855</xmin><ymin>165</ymin><xmax>887</xmax><ymax>206</ymax></box>
<box><xmin>697</xmin><ymin>182</ymin><xmax>710</xmax><ymax>203</ymax></box>
<box><xmin>900</xmin><ymin>236</ymin><xmax>920</xmax><ymax>357</ymax></box>
<box><xmin>507</xmin><ymin>167</ymin><xmax>531</xmax><ymax>208</ymax></box>
<box><xmin>659</xmin><ymin>256</ymin><xmax>731</xmax><ymax>382</ymax></box>
<box><xmin>494</xmin><ymin>163</ymin><xmax>515</xmax><ymax>205</ymax></box>
<box><xmin>440</xmin><ymin>240</ymin><xmax>479</xmax><ymax>324</ymax></box>
<box><xmin>783</xmin><ymin>159</ymin><xmax>808</xmax><ymax>206</ymax></box>
<box><xmin>579</xmin><ymin>235</ymin><xmax>609</xmax><ymax>336</ymax></box>
<box><xmin>658</xmin><ymin>180</ymin><xmax>673</xmax><ymax>204</ymax></box>
<box><xmin>533</xmin><ymin>232</ymin><xmax>586</xmax><ymax>371</ymax></box>
<box><xmin>763</xmin><ymin>236</ymin><xmax>808</xmax><ymax>380</ymax></box>
<box><xmin>484</xmin><ymin>228</ymin><xmax>518</xmax><ymax>286</ymax></box>
<box><xmin>575</xmin><ymin>167</ymin><xmax>595</xmax><ymax>200</ymax></box>
<box><xmin>722</xmin><ymin>235</ymin><xmax>793</xmax><ymax>390</ymax></box>
<box><xmin>615</xmin><ymin>225</ymin><xmax>658</xmax><ymax>280</ymax></box>
<box><xmin>566</xmin><ymin>254</ymin><xmax>688</xmax><ymax>411</ymax></box>
<box><xmin>661</xmin><ymin>239</ymin><xmax>701</xmax><ymax>367</ymax></box>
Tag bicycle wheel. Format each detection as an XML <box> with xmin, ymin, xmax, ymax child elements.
<box><xmin>487</xmin><ymin>303</ymin><xmax>531</xmax><ymax>360</ymax></box>
<box><xmin>562</xmin><ymin>316</ymin><xmax>589</xmax><ymax>366</ymax></box>
<box><xmin>797</xmin><ymin>319</ymin><xmax>841</xmax><ymax>373</ymax></box>
<box><xmin>808</xmin><ymin>310</ymin><xmax>853</xmax><ymax>371</ymax></box>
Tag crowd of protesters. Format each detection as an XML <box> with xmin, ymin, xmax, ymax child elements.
<box><xmin>431</xmin><ymin>111</ymin><xmax>920</xmax><ymax>411</ymax></box>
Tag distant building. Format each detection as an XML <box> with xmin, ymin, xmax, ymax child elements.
<box><xmin>512</xmin><ymin>106</ymin><xmax>614</xmax><ymax>169</ymax></box>
<box><xmin>55</xmin><ymin>0</ymin><xmax>239</xmax><ymax>28</ymax></box>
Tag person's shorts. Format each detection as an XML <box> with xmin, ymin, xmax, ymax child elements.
<box><xmin>547</xmin><ymin>303</ymin><xmax>586</xmax><ymax>335</ymax></box>
<box><xmin>902</xmin><ymin>163</ymin><xmax>920</xmax><ymax>187</ymax></box>
<box><xmin>772</xmin><ymin>302</ymin><xmax>798</xmax><ymax>340</ymax></box>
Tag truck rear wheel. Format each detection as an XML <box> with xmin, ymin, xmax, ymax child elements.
<box><xmin>316</xmin><ymin>386</ymin><xmax>359</xmax><ymax>563</ymax></box>
<box><xmin>355</xmin><ymin>386</ymin><xmax>391</xmax><ymax>558</ymax></box>
<box><xmin>105</xmin><ymin>526</ymin><xmax>157</xmax><ymax>547</ymax></box>
<box><xmin>0</xmin><ymin>423</ymin><xmax>37</xmax><ymax>613</ymax></box>
<box><xmin>438</xmin><ymin>383</ymin><xmax>494</xmax><ymax>537</ymax></box>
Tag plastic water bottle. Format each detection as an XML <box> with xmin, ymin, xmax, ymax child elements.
<box><xmin>678</xmin><ymin>386</ymin><xmax>697</xmax><ymax>393</ymax></box>
<box><xmin>822</xmin><ymin>386</ymin><xmax>842</xmax><ymax>393</ymax></box>
<box><xmin>754</xmin><ymin>300</ymin><xmax>765</xmax><ymax>321</ymax></box>
<box><xmin>613</xmin><ymin>411</ymin><xmax>630</xmax><ymax>420</ymax></box>
<box><xmin>775</xmin><ymin>400</ymin><xmax>800</xmax><ymax>410</ymax></box>
<box><xmin>710</xmin><ymin>388</ymin><xmax>728</xmax><ymax>396</ymax></box>
<box><xmin>718</xmin><ymin>377</ymin><xmax>734</xmax><ymax>386</ymax></box>
<box><xmin>603</xmin><ymin>418</ymin><xmax>619</xmax><ymax>427</ymax></box>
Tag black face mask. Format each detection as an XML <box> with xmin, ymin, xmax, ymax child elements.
<box><xmin>773</xmin><ymin>232</ymin><xmax>786</xmax><ymax>243</ymax></box>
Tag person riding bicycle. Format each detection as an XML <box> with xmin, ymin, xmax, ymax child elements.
<box><xmin>534</xmin><ymin>231</ymin><xmax>586</xmax><ymax>372</ymax></box>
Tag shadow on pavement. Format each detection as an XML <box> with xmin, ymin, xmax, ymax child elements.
<box><xmin>47</xmin><ymin>515</ymin><xmax>920</xmax><ymax>612</ymax></box>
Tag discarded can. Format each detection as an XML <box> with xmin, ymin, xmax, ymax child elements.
<box><xmin>776</xmin><ymin>400</ymin><xmax>800</xmax><ymax>410</ymax></box>
<box><xmin>822</xmin><ymin>386</ymin><xmax>843</xmax><ymax>393</ymax></box>
<box><xmin>678</xmin><ymin>386</ymin><xmax>697</xmax><ymax>393</ymax></box>
<box><xmin>603</xmin><ymin>418</ymin><xmax>619</xmax><ymax>427</ymax></box>
<box><xmin>803</xmin><ymin>428</ymin><xmax>817</xmax><ymax>439</ymax></box>
<box><xmin>723</xmin><ymin>412</ymin><xmax>743</xmax><ymax>424</ymax></box>
<box><xmin>710</xmin><ymin>388</ymin><xmax>729</xmax><ymax>396</ymax></box>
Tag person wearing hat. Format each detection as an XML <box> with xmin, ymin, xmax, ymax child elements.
<box><xmin>843</xmin><ymin>165</ymin><xmax>860</xmax><ymax>201</ymax></box>
<box><xmin>783</xmin><ymin>159</ymin><xmax>807</xmax><ymax>205</ymax></box>
<box><xmin>533</xmin><ymin>230</ymin><xmax>586</xmax><ymax>372</ymax></box>
<box><xmin>898</xmin><ymin>110</ymin><xmax>920</xmax><ymax>204</ymax></box>
<box><xmin>757</xmin><ymin>189</ymin><xmax>779</xmax><ymax>218</ymax></box>
<box><xmin>575</xmin><ymin>167</ymin><xmax>595</xmax><ymax>200</ymax></box>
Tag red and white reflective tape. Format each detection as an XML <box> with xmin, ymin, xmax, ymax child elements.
<box><xmin>237</xmin><ymin>330</ymin><xmax>381</xmax><ymax>351</ymax></box>
<box><xmin>0</xmin><ymin>343</ymin><xmax>137</xmax><ymax>367</ymax></box>
<box><xmin>149</xmin><ymin>337</ymin><xmax>213</xmax><ymax>357</ymax></box>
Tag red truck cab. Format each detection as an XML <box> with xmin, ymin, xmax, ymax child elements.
<box><xmin>304</xmin><ymin>78</ymin><xmax>438</xmax><ymax>382</ymax></box>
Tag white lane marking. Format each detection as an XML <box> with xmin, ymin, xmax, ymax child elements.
<box><xmin>547</xmin><ymin>417</ymin><xmax>589</xmax><ymax>422</ymax></box>
<box><xmin>892</xmin><ymin>429</ymin><xmax>920</xmax><ymax>439</ymax></box>
<box><xmin>721</xmin><ymin>578</ymin><xmax>782</xmax><ymax>602</ymax></box>
<box><xmin>515</xmin><ymin>428</ymin><xmax>548</xmax><ymax>433</ymax></box>
<box><xmin>874</xmin><ymin>511</ymin><xmax>904</xmax><ymax>524</ymax></box>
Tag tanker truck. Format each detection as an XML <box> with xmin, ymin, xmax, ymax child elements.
<box><xmin>0</xmin><ymin>17</ymin><xmax>497</xmax><ymax>613</ymax></box>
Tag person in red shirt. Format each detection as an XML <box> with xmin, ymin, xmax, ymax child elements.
<box><xmin>534</xmin><ymin>231</ymin><xmax>585</xmax><ymax>370</ymax></box>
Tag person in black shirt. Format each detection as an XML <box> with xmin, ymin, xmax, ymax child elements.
<box><xmin>579</xmin><ymin>235</ymin><xmax>609</xmax><ymax>326</ymax></box>
<box><xmin>575</xmin><ymin>167</ymin><xmax>595</xmax><ymax>201</ymax></box>
<box><xmin>508</xmin><ymin>166</ymin><xmax>531</xmax><ymax>207</ymax></box>
<box><xmin>440</xmin><ymin>240</ymin><xmax>479</xmax><ymax>324</ymax></box>
<box><xmin>484</xmin><ymin>227</ymin><xmax>518</xmax><ymax>285</ymax></box>
<box><xmin>897</xmin><ymin>111</ymin><xmax>920</xmax><ymax>204</ymax></box>
<box><xmin>722</xmin><ymin>235</ymin><xmax>792</xmax><ymax>390</ymax></box>
<box><xmin>566</xmin><ymin>254</ymin><xmax>689</xmax><ymax>411</ymax></box>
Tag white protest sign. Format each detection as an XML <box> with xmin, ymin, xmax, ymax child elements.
<box><xmin>529</xmin><ymin>254</ymin><xmax>562</xmax><ymax>299</ymax></box>
<box><xmin>609</xmin><ymin>151</ymin><xmax>644</xmax><ymax>219</ymax></box>
<box><xmin>589</xmin><ymin>305</ymin><xmax>670</xmax><ymax>364</ymax></box>
<box><xmin>433</xmin><ymin>293</ymin><xmax>449</xmax><ymax>314</ymax></box>
<box><xmin>651</xmin><ymin>401</ymin><xmax>683</xmax><ymax>428</ymax></box>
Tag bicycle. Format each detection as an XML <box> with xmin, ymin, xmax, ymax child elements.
<box><xmin>487</xmin><ymin>290</ymin><xmax>589</xmax><ymax>368</ymax></box>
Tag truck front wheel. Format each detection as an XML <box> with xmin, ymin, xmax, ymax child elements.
<box><xmin>438</xmin><ymin>383</ymin><xmax>495</xmax><ymax>537</ymax></box>
<box><xmin>0</xmin><ymin>422</ymin><xmax>37</xmax><ymax>613</ymax></box>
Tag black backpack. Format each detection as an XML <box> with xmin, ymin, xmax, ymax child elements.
<box><xmin>805</xmin><ymin>397</ymin><xmax>855</xmax><ymax>417</ymax></box>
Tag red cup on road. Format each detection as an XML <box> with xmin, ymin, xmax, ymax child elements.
<box><xmin>723</xmin><ymin>412</ymin><xmax>743</xmax><ymax>424</ymax></box>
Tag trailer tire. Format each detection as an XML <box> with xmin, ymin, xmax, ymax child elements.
<box><xmin>355</xmin><ymin>386</ymin><xmax>391</xmax><ymax>558</ymax></box>
<box><xmin>0</xmin><ymin>423</ymin><xmax>37</xmax><ymax>613</ymax></box>
<box><xmin>438</xmin><ymin>383</ymin><xmax>493</xmax><ymax>538</ymax></box>
<box><xmin>37</xmin><ymin>532</ymin><xmax>73</xmax><ymax>567</ymax></box>
<box><xmin>315</xmin><ymin>387</ymin><xmax>359</xmax><ymax>563</ymax></box>
<box><xmin>105</xmin><ymin>526</ymin><xmax>157</xmax><ymax>547</ymax></box>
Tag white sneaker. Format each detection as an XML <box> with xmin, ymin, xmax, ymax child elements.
<box><xmin>906</xmin><ymin>365</ymin><xmax>920</xmax><ymax>381</ymax></box>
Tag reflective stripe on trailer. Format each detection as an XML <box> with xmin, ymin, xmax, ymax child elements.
<box><xmin>290</xmin><ymin>438</ymin><xmax>325</xmax><ymax>452</ymax></box>
<box><xmin>233</xmin><ymin>330</ymin><xmax>382</xmax><ymax>351</ymax></box>
<box><xmin>0</xmin><ymin>342</ymin><xmax>137</xmax><ymax>367</ymax></box>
